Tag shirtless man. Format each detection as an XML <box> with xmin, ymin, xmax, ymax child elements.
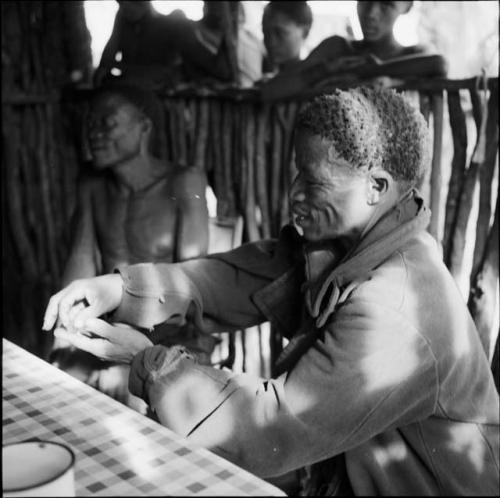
<box><xmin>51</xmin><ymin>83</ymin><xmax>213</xmax><ymax>404</ymax></box>
<box><xmin>260</xmin><ymin>1</ymin><xmax>447</xmax><ymax>100</ymax></box>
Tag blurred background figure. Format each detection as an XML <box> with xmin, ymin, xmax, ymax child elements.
<box><xmin>260</xmin><ymin>1</ymin><xmax>447</xmax><ymax>99</ymax></box>
<box><xmin>236</xmin><ymin>2</ymin><xmax>266</xmax><ymax>87</ymax></box>
<box><xmin>93</xmin><ymin>0</ymin><xmax>184</xmax><ymax>89</ymax></box>
<box><xmin>261</xmin><ymin>1</ymin><xmax>313</xmax><ymax>77</ymax></box>
<box><xmin>50</xmin><ymin>82</ymin><xmax>213</xmax><ymax>410</ymax></box>
<box><xmin>93</xmin><ymin>0</ymin><xmax>248</xmax><ymax>90</ymax></box>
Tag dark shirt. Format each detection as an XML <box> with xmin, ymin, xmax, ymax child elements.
<box><xmin>113</xmin><ymin>10</ymin><xmax>182</xmax><ymax>68</ymax></box>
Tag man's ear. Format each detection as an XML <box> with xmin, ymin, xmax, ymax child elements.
<box><xmin>141</xmin><ymin>117</ymin><xmax>152</xmax><ymax>136</ymax></box>
<box><xmin>367</xmin><ymin>169</ymin><xmax>393</xmax><ymax>205</ymax></box>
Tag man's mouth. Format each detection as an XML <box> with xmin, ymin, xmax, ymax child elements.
<box><xmin>362</xmin><ymin>24</ymin><xmax>380</xmax><ymax>37</ymax></box>
<box><xmin>292</xmin><ymin>206</ymin><xmax>312</xmax><ymax>226</ymax></box>
<box><xmin>90</xmin><ymin>143</ymin><xmax>109</xmax><ymax>153</ymax></box>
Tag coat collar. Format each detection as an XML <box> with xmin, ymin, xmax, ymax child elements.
<box><xmin>302</xmin><ymin>189</ymin><xmax>431</xmax><ymax>327</ymax></box>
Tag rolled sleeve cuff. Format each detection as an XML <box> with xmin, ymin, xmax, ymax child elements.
<box><xmin>112</xmin><ymin>263</ymin><xmax>203</xmax><ymax>330</ymax></box>
<box><xmin>129</xmin><ymin>344</ymin><xmax>237</xmax><ymax>437</ymax></box>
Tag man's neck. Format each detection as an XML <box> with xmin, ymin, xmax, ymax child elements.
<box><xmin>112</xmin><ymin>155</ymin><xmax>164</xmax><ymax>193</ymax></box>
<box><xmin>278</xmin><ymin>56</ymin><xmax>302</xmax><ymax>72</ymax></box>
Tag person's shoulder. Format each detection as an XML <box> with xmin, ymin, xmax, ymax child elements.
<box><xmin>171</xmin><ymin>164</ymin><xmax>206</xmax><ymax>179</ymax></box>
<box><xmin>171</xmin><ymin>166</ymin><xmax>207</xmax><ymax>197</ymax></box>
<box><xmin>318</xmin><ymin>35</ymin><xmax>350</xmax><ymax>49</ymax></box>
<box><xmin>311</xmin><ymin>35</ymin><xmax>351</xmax><ymax>57</ymax></box>
<box><xmin>399</xmin><ymin>44</ymin><xmax>430</xmax><ymax>56</ymax></box>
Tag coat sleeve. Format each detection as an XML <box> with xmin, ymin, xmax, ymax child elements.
<box><xmin>128</xmin><ymin>278</ymin><xmax>439</xmax><ymax>478</ymax></box>
<box><xmin>111</xmin><ymin>228</ymin><xmax>300</xmax><ymax>333</ymax></box>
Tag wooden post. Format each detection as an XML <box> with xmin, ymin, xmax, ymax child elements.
<box><xmin>428</xmin><ymin>91</ymin><xmax>444</xmax><ymax>242</ymax></box>
<box><xmin>221</xmin><ymin>101</ymin><xmax>236</xmax><ymax>216</ymax></box>
<box><xmin>442</xmin><ymin>90</ymin><xmax>468</xmax><ymax>257</ymax></box>
<box><xmin>446</xmin><ymin>84</ymin><xmax>488</xmax><ymax>278</ymax></box>
<box><xmin>255</xmin><ymin>104</ymin><xmax>271</xmax><ymax>238</ymax></box>
<box><xmin>220</xmin><ymin>1</ymin><xmax>240</xmax><ymax>86</ymax></box>
<box><xmin>468</xmin><ymin>197</ymin><xmax>499</xmax><ymax>359</ymax></box>
<box><xmin>471</xmin><ymin>84</ymin><xmax>499</xmax><ymax>280</ymax></box>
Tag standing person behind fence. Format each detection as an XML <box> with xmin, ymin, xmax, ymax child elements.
<box><xmin>93</xmin><ymin>1</ymin><xmax>235</xmax><ymax>89</ymax></box>
<box><xmin>261</xmin><ymin>0</ymin><xmax>447</xmax><ymax>99</ymax></box>
<box><xmin>261</xmin><ymin>1</ymin><xmax>313</xmax><ymax>78</ymax></box>
<box><xmin>49</xmin><ymin>83</ymin><xmax>214</xmax><ymax>407</ymax></box>
<box><xmin>93</xmin><ymin>1</ymin><xmax>185</xmax><ymax>90</ymax></box>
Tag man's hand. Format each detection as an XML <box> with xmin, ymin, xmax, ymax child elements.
<box><xmin>87</xmin><ymin>365</ymin><xmax>133</xmax><ymax>403</ymax></box>
<box><xmin>53</xmin><ymin>320</ymin><xmax>154</xmax><ymax>364</ymax></box>
<box><xmin>43</xmin><ymin>274</ymin><xmax>123</xmax><ymax>332</ymax></box>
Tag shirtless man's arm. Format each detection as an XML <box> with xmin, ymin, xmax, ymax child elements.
<box><xmin>173</xmin><ymin>167</ymin><xmax>209</xmax><ymax>262</ymax></box>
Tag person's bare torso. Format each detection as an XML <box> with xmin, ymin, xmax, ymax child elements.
<box><xmin>91</xmin><ymin>173</ymin><xmax>178</xmax><ymax>272</ymax></box>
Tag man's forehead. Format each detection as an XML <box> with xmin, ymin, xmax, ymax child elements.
<box><xmin>294</xmin><ymin>129</ymin><xmax>355</xmax><ymax>173</ymax></box>
<box><xmin>294</xmin><ymin>130</ymin><xmax>334</xmax><ymax>158</ymax></box>
<box><xmin>90</xmin><ymin>93</ymin><xmax>139</xmax><ymax>115</ymax></box>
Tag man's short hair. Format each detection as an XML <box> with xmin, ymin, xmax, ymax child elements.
<box><xmin>264</xmin><ymin>1</ymin><xmax>313</xmax><ymax>37</ymax></box>
<box><xmin>90</xmin><ymin>82</ymin><xmax>163</xmax><ymax>156</ymax></box>
<box><xmin>296</xmin><ymin>87</ymin><xmax>431</xmax><ymax>189</ymax></box>
<box><xmin>91</xmin><ymin>82</ymin><xmax>161</xmax><ymax>129</ymax></box>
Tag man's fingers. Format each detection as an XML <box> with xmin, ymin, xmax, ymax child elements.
<box><xmin>73</xmin><ymin>305</ymin><xmax>107</xmax><ymax>330</ymax></box>
<box><xmin>80</xmin><ymin>318</ymin><xmax>113</xmax><ymax>338</ymax></box>
<box><xmin>58</xmin><ymin>287</ymin><xmax>90</xmax><ymax>328</ymax></box>
<box><xmin>53</xmin><ymin>328</ymin><xmax>85</xmax><ymax>348</ymax></box>
<box><xmin>43</xmin><ymin>289</ymin><xmax>67</xmax><ymax>330</ymax></box>
<box><xmin>54</xmin><ymin>328</ymin><xmax>108</xmax><ymax>357</ymax></box>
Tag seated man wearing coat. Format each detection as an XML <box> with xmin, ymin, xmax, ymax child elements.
<box><xmin>44</xmin><ymin>87</ymin><xmax>499</xmax><ymax>495</ymax></box>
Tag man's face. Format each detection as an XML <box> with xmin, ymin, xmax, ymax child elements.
<box><xmin>263</xmin><ymin>10</ymin><xmax>307</xmax><ymax>67</ymax></box>
<box><xmin>357</xmin><ymin>1</ymin><xmax>411</xmax><ymax>42</ymax></box>
<box><xmin>87</xmin><ymin>94</ymin><xmax>145</xmax><ymax>169</ymax></box>
<box><xmin>289</xmin><ymin>130</ymin><xmax>372</xmax><ymax>244</ymax></box>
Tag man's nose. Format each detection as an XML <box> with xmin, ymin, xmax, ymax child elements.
<box><xmin>289</xmin><ymin>177</ymin><xmax>305</xmax><ymax>202</ymax></box>
<box><xmin>88</xmin><ymin>127</ymin><xmax>104</xmax><ymax>139</ymax></box>
<box><xmin>365</xmin><ymin>2</ymin><xmax>382</xmax><ymax>20</ymax></box>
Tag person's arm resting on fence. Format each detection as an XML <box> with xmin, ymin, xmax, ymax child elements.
<box><xmin>260</xmin><ymin>34</ymin><xmax>448</xmax><ymax>100</ymax></box>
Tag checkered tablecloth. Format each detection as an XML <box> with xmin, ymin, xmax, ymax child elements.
<box><xmin>2</xmin><ymin>339</ymin><xmax>286</xmax><ymax>496</ymax></box>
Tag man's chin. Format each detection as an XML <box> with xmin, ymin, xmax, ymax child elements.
<box><xmin>361</xmin><ymin>30</ymin><xmax>383</xmax><ymax>42</ymax></box>
<box><xmin>300</xmin><ymin>228</ymin><xmax>324</xmax><ymax>242</ymax></box>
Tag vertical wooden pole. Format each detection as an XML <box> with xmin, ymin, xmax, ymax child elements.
<box><xmin>428</xmin><ymin>91</ymin><xmax>444</xmax><ymax>242</ymax></box>
<box><xmin>442</xmin><ymin>90</ymin><xmax>468</xmax><ymax>257</ymax></box>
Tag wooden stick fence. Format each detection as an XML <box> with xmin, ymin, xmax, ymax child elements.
<box><xmin>2</xmin><ymin>77</ymin><xmax>499</xmax><ymax>387</ymax></box>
